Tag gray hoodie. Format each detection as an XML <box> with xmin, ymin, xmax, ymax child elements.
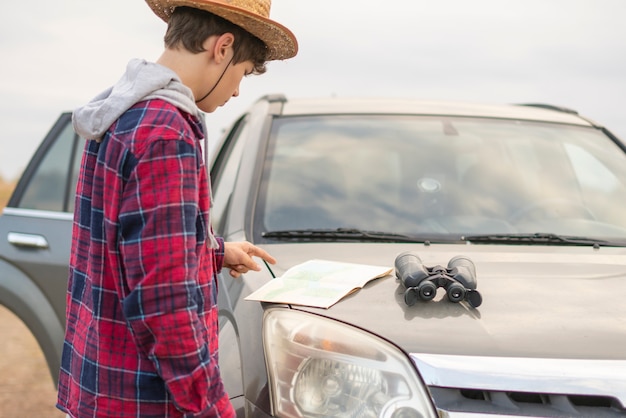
<box><xmin>72</xmin><ymin>58</ymin><xmax>219</xmax><ymax>248</ymax></box>
<box><xmin>73</xmin><ymin>58</ymin><xmax>201</xmax><ymax>141</ymax></box>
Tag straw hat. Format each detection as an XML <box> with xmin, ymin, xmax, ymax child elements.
<box><xmin>145</xmin><ymin>0</ymin><xmax>298</xmax><ymax>61</ymax></box>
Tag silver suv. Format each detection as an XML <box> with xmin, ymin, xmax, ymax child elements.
<box><xmin>1</xmin><ymin>96</ymin><xmax>626</xmax><ymax>417</ymax></box>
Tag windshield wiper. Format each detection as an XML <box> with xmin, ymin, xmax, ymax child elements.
<box><xmin>262</xmin><ymin>228</ymin><xmax>430</xmax><ymax>243</ymax></box>
<box><xmin>463</xmin><ymin>232</ymin><xmax>622</xmax><ymax>247</ymax></box>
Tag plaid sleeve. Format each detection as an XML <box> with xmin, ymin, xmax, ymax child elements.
<box><xmin>117</xmin><ymin>138</ymin><xmax>223</xmax><ymax>415</ymax></box>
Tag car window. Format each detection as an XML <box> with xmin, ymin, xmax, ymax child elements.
<box><xmin>258</xmin><ymin>115</ymin><xmax>626</xmax><ymax>239</ymax></box>
<box><xmin>211</xmin><ymin>116</ymin><xmax>248</xmax><ymax>235</ymax></box>
<box><xmin>18</xmin><ymin>122</ymin><xmax>79</xmax><ymax>212</ymax></box>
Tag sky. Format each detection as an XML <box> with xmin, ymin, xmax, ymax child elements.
<box><xmin>1</xmin><ymin>0</ymin><xmax>626</xmax><ymax>181</ymax></box>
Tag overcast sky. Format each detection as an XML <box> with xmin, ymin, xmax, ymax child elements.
<box><xmin>1</xmin><ymin>0</ymin><xmax>625</xmax><ymax>180</ymax></box>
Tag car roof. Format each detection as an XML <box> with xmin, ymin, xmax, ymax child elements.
<box><xmin>277</xmin><ymin>97</ymin><xmax>593</xmax><ymax>127</ymax></box>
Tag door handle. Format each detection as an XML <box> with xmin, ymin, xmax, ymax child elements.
<box><xmin>7</xmin><ymin>232</ymin><xmax>49</xmax><ymax>249</ymax></box>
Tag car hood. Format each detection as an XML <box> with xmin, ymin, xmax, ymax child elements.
<box><xmin>261</xmin><ymin>243</ymin><xmax>626</xmax><ymax>360</ymax></box>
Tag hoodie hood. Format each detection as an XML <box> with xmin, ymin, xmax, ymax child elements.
<box><xmin>72</xmin><ymin>58</ymin><xmax>200</xmax><ymax>141</ymax></box>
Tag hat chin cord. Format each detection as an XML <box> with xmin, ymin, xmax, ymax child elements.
<box><xmin>195</xmin><ymin>55</ymin><xmax>235</xmax><ymax>104</ymax></box>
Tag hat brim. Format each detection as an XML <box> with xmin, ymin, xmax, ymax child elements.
<box><xmin>146</xmin><ymin>0</ymin><xmax>298</xmax><ymax>61</ymax></box>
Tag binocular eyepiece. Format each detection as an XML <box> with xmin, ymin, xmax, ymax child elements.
<box><xmin>395</xmin><ymin>252</ymin><xmax>483</xmax><ymax>308</ymax></box>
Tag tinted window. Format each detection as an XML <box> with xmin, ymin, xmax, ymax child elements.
<box><xmin>19</xmin><ymin>122</ymin><xmax>78</xmax><ymax>212</ymax></box>
<box><xmin>211</xmin><ymin>116</ymin><xmax>248</xmax><ymax>235</ymax></box>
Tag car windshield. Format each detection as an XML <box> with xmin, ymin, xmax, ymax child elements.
<box><xmin>257</xmin><ymin>115</ymin><xmax>626</xmax><ymax>243</ymax></box>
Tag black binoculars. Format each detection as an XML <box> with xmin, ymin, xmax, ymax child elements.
<box><xmin>395</xmin><ymin>251</ymin><xmax>483</xmax><ymax>308</ymax></box>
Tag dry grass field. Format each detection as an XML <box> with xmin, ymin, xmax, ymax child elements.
<box><xmin>0</xmin><ymin>306</ymin><xmax>64</xmax><ymax>417</ymax></box>
<box><xmin>0</xmin><ymin>178</ymin><xmax>65</xmax><ymax>417</ymax></box>
<box><xmin>0</xmin><ymin>178</ymin><xmax>14</xmax><ymax>209</ymax></box>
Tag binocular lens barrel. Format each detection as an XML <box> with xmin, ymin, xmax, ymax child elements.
<box><xmin>394</xmin><ymin>251</ymin><xmax>429</xmax><ymax>288</ymax></box>
<box><xmin>447</xmin><ymin>255</ymin><xmax>477</xmax><ymax>290</ymax></box>
<box><xmin>448</xmin><ymin>255</ymin><xmax>476</xmax><ymax>276</ymax></box>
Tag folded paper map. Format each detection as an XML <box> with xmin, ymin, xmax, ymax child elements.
<box><xmin>245</xmin><ymin>259</ymin><xmax>393</xmax><ymax>308</ymax></box>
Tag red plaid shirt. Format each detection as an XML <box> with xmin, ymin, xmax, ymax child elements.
<box><xmin>57</xmin><ymin>100</ymin><xmax>235</xmax><ymax>417</ymax></box>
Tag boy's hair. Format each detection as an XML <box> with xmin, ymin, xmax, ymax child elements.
<box><xmin>164</xmin><ymin>6</ymin><xmax>267</xmax><ymax>74</ymax></box>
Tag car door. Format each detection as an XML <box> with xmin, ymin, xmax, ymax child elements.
<box><xmin>0</xmin><ymin>112</ymin><xmax>81</xmax><ymax>383</ymax></box>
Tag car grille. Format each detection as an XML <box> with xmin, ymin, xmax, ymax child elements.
<box><xmin>411</xmin><ymin>353</ymin><xmax>626</xmax><ymax>417</ymax></box>
<box><xmin>430</xmin><ymin>386</ymin><xmax>626</xmax><ymax>417</ymax></box>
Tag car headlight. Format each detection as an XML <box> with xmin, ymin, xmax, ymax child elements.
<box><xmin>263</xmin><ymin>308</ymin><xmax>437</xmax><ymax>418</ymax></box>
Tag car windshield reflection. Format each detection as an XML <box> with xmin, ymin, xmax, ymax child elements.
<box><xmin>258</xmin><ymin>115</ymin><xmax>626</xmax><ymax>242</ymax></box>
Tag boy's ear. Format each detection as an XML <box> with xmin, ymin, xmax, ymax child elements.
<box><xmin>209</xmin><ymin>33</ymin><xmax>235</xmax><ymax>64</ymax></box>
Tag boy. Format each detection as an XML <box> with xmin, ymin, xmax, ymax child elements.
<box><xmin>57</xmin><ymin>1</ymin><xmax>297</xmax><ymax>417</ymax></box>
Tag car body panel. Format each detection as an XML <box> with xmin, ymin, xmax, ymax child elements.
<box><xmin>0</xmin><ymin>210</ymin><xmax>68</xmax><ymax>382</ymax></box>
<box><xmin>256</xmin><ymin>243</ymin><xmax>626</xmax><ymax>359</ymax></box>
<box><xmin>0</xmin><ymin>208</ymin><xmax>72</xmax><ymax>324</ymax></box>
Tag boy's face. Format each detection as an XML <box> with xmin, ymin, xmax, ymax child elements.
<box><xmin>198</xmin><ymin>59</ymin><xmax>255</xmax><ymax>113</ymax></box>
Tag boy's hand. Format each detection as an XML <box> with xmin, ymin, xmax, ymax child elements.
<box><xmin>223</xmin><ymin>241</ymin><xmax>277</xmax><ymax>278</ymax></box>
